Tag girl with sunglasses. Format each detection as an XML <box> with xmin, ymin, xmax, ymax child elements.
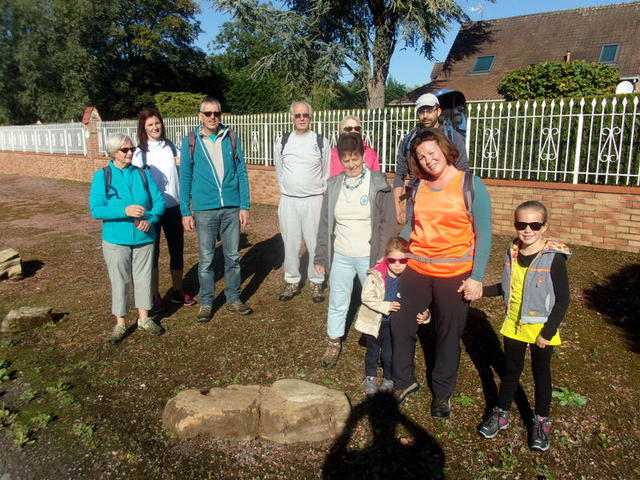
<box><xmin>329</xmin><ymin>116</ymin><xmax>380</xmax><ymax>177</ymax></box>
<box><xmin>478</xmin><ymin>200</ymin><xmax>571</xmax><ymax>452</ymax></box>
<box><xmin>354</xmin><ymin>236</ymin><xmax>431</xmax><ymax>396</ymax></box>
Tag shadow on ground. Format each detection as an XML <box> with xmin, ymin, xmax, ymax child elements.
<box><xmin>584</xmin><ymin>263</ymin><xmax>640</xmax><ymax>353</ymax></box>
<box><xmin>322</xmin><ymin>394</ymin><xmax>445</xmax><ymax>479</ymax></box>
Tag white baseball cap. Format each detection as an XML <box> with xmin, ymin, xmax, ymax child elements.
<box><xmin>415</xmin><ymin>93</ymin><xmax>440</xmax><ymax>114</ymax></box>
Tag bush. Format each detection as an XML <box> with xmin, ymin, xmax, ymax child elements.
<box><xmin>153</xmin><ymin>92</ymin><xmax>205</xmax><ymax>118</ymax></box>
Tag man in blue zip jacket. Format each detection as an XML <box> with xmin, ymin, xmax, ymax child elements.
<box><xmin>180</xmin><ymin>97</ymin><xmax>252</xmax><ymax>322</ymax></box>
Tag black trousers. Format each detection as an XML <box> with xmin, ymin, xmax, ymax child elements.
<box><xmin>391</xmin><ymin>267</ymin><xmax>470</xmax><ymax>398</ymax></box>
<box><xmin>153</xmin><ymin>205</ymin><xmax>184</xmax><ymax>271</ymax></box>
<box><xmin>364</xmin><ymin>321</ymin><xmax>392</xmax><ymax>379</ymax></box>
<box><xmin>498</xmin><ymin>336</ymin><xmax>554</xmax><ymax>417</ymax></box>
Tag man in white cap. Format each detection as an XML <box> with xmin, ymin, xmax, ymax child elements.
<box><xmin>393</xmin><ymin>93</ymin><xmax>468</xmax><ymax>233</ymax></box>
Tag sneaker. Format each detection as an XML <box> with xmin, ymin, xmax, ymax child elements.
<box><xmin>196</xmin><ymin>306</ymin><xmax>213</xmax><ymax>323</ymax></box>
<box><xmin>226</xmin><ymin>302</ymin><xmax>253</xmax><ymax>315</ymax></box>
<box><xmin>393</xmin><ymin>382</ymin><xmax>420</xmax><ymax>404</ymax></box>
<box><xmin>279</xmin><ymin>282</ymin><xmax>300</xmax><ymax>302</ymax></box>
<box><xmin>321</xmin><ymin>340</ymin><xmax>342</xmax><ymax>368</ymax></box>
<box><xmin>108</xmin><ymin>324</ymin><xmax>127</xmax><ymax>345</ymax></box>
<box><xmin>379</xmin><ymin>378</ymin><xmax>394</xmax><ymax>393</ymax></box>
<box><xmin>310</xmin><ymin>282</ymin><xmax>325</xmax><ymax>303</ymax></box>
<box><xmin>478</xmin><ymin>406</ymin><xmax>510</xmax><ymax>439</ymax></box>
<box><xmin>530</xmin><ymin>414</ymin><xmax>551</xmax><ymax>452</ymax></box>
<box><xmin>151</xmin><ymin>293</ymin><xmax>165</xmax><ymax>314</ymax></box>
<box><xmin>137</xmin><ymin>318</ymin><xmax>165</xmax><ymax>336</ymax></box>
<box><xmin>364</xmin><ymin>376</ymin><xmax>378</xmax><ymax>396</ymax></box>
<box><xmin>431</xmin><ymin>397</ymin><xmax>451</xmax><ymax>419</ymax></box>
<box><xmin>170</xmin><ymin>290</ymin><xmax>197</xmax><ymax>306</ymax></box>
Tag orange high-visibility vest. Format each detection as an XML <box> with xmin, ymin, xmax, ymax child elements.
<box><xmin>408</xmin><ymin>171</ymin><xmax>475</xmax><ymax>278</ymax></box>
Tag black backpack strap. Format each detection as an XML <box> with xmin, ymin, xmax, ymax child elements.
<box><xmin>102</xmin><ymin>166</ymin><xmax>113</xmax><ymax>199</ymax></box>
<box><xmin>316</xmin><ymin>133</ymin><xmax>323</xmax><ymax>158</ymax></box>
<box><xmin>280</xmin><ymin>132</ymin><xmax>291</xmax><ymax>156</ymax></box>
<box><xmin>140</xmin><ymin>149</ymin><xmax>148</xmax><ymax>169</ymax></box>
<box><xmin>227</xmin><ymin>128</ymin><xmax>238</xmax><ymax>162</ymax></box>
<box><xmin>168</xmin><ymin>141</ymin><xmax>178</xmax><ymax>158</ymax></box>
<box><xmin>462</xmin><ymin>171</ymin><xmax>475</xmax><ymax>221</ymax></box>
<box><xmin>403</xmin><ymin>127</ymin><xmax>419</xmax><ymax>161</ymax></box>
<box><xmin>132</xmin><ymin>166</ymin><xmax>150</xmax><ymax>199</ymax></box>
<box><xmin>188</xmin><ymin>132</ymin><xmax>196</xmax><ymax>160</ymax></box>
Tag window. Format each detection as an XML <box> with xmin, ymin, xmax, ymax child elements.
<box><xmin>471</xmin><ymin>55</ymin><xmax>495</xmax><ymax>73</ymax></box>
<box><xmin>599</xmin><ymin>44</ymin><xmax>619</xmax><ymax>63</ymax></box>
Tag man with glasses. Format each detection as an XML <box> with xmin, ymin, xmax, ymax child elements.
<box><xmin>393</xmin><ymin>93</ymin><xmax>468</xmax><ymax>238</ymax></box>
<box><xmin>180</xmin><ymin>97</ymin><xmax>252</xmax><ymax>322</ymax></box>
<box><xmin>274</xmin><ymin>100</ymin><xmax>331</xmax><ymax>303</ymax></box>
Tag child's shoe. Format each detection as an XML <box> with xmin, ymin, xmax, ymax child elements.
<box><xmin>364</xmin><ymin>376</ymin><xmax>378</xmax><ymax>396</ymax></box>
<box><xmin>379</xmin><ymin>378</ymin><xmax>394</xmax><ymax>393</ymax></box>
<box><xmin>529</xmin><ymin>414</ymin><xmax>551</xmax><ymax>451</ymax></box>
<box><xmin>478</xmin><ymin>406</ymin><xmax>510</xmax><ymax>439</ymax></box>
<box><xmin>151</xmin><ymin>293</ymin><xmax>165</xmax><ymax>314</ymax></box>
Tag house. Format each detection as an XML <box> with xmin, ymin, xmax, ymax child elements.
<box><xmin>391</xmin><ymin>2</ymin><xmax>640</xmax><ymax>103</ymax></box>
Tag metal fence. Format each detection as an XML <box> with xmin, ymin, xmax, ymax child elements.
<box><xmin>0</xmin><ymin>123</ymin><xmax>87</xmax><ymax>155</ymax></box>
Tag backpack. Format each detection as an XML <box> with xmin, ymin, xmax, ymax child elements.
<box><xmin>187</xmin><ymin>128</ymin><xmax>239</xmax><ymax>162</ymax></box>
<box><xmin>140</xmin><ymin>141</ymin><xmax>178</xmax><ymax>169</ymax></box>
<box><xmin>409</xmin><ymin>170</ymin><xmax>475</xmax><ymax>222</ymax></box>
<box><xmin>280</xmin><ymin>131</ymin><xmax>324</xmax><ymax>157</ymax></box>
<box><xmin>102</xmin><ymin>165</ymin><xmax>149</xmax><ymax>200</ymax></box>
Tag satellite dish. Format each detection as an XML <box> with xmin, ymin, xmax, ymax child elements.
<box><xmin>616</xmin><ymin>81</ymin><xmax>634</xmax><ymax>94</ymax></box>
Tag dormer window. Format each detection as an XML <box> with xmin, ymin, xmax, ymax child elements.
<box><xmin>599</xmin><ymin>44</ymin><xmax>619</xmax><ymax>63</ymax></box>
<box><xmin>471</xmin><ymin>55</ymin><xmax>495</xmax><ymax>73</ymax></box>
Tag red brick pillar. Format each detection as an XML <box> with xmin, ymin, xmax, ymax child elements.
<box><xmin>81</xmin><ymin>107</ymin><xmax>108</xmax><ymax>181</ymax></box>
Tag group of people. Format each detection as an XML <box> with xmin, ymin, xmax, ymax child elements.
<box><xmin>89</xmin><ymin>93</ymin><xmax>570</xmax><ymax>452</ymax></box>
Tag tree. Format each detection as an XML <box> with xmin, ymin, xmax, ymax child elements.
<box><xmin>497</xmin><ymin>61</ymin><xmax>619</xmax><ymax>101</ymax></box>
<box><xmin>212</xmin><ymin>0</ymin><xmax>471</xmax><ymax>108</ymax></box>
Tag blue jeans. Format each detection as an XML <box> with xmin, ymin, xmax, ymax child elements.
<box><xmin>327</xmin><ymin>253</ymin><xmax>370</xmax><ymax>338</ymax></box>
<box><xmin>193</xmin><ymin>208</ymin><xmax>241</xmax><ymax>306</ymax></box>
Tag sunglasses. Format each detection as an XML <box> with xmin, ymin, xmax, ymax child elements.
<box><xmin>514</xmin><ymin>221</ymin><xmax>545</xmax><ymax>231</ymax></box>
<box><xmin>343</xmin><ymin>126</ymin><xmax>362</xmax><ymax>133</ymax></box>
<box><xmin>200</xmin><ymin>111</ymin><xmax>221</xmax><ymax>118</ymax></box>
<box><xmin>294</xmin><ymin>113</ymin><xmax>310</xmax><ymax>119</ymax></box>
<box><xmin>386</xmin><ymin>257</ymin><xmax>409</xmax><ymax>265</ymax></box>
<box><xmin>418</xmin><ymin>106</ymin><xmax>439</xmax><ymax>114</ymax></box>
<box><xmin>118</xmin><ymin>147</ymin><xmax>136</xmax><ymax>154</ymax></box>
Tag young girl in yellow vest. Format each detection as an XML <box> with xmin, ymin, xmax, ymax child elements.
<box><xmin>477</xmin><ymin>200</ymin><xmax>571</xmax><ymax>451</ymax></box>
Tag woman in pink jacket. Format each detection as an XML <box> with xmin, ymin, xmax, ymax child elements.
<box><xmin>330</xmin><ymin>115</ymin><xmax>381</xmax><ymax>177</ymax></box>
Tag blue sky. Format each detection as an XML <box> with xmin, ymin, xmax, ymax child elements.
<box><xmin>196</xmin><ymin>0</ymin><xmax>634</xmax><ymax>88</ymax></box>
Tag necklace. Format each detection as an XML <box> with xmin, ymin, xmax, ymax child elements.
<box><xmin>343</xmin><ymin>169</ymin><xmax>366</xmax><ymax>191</ymax></box>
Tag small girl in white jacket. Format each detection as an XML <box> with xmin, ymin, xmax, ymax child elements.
<box><xmin>354</xmin><ymin>236</ymin><xmax>430</xmax><ymax>396</ymax></box>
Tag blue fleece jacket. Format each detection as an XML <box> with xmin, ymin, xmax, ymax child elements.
<box><xmin>179</xmin><ymin>125</ymin><xmax>250</xmax><ymax>216</ymax></box>
<box><xmin>89</xmin><ymin>162</ymin><xmax>165</xmax><ymax>245</ymax></box>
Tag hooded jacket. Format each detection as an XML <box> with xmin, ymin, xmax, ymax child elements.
<box><xmin>353</xmin><ymin>262</ymin><xmax>396</xmax><ymax>338</ymax></box>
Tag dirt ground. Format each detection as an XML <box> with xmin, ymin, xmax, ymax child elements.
<box><xmin>0</xmin><ymin>173</ymin><xmax>639</xmax><ymax>480</ymax></box>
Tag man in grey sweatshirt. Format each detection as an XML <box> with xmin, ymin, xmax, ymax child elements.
<box><xmin>274</xmin><ymin>101</ymin><xmax>331</xmax><ymax>303</ymax></box>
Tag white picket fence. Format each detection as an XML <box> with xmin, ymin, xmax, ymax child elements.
<box><xmin>2</xmin><ymin>96</ymin><xmax>639</xmax><ymax>186</ymax></box>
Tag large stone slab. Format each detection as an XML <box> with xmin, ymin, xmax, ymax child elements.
<box><xmin>1</xmin><ymin>307</ymin><xmax>52</xmax><ymax>333</ymax></box>
<box><xmin>0</xmin><ymin>249</ymin><xmax>22</xmax><ymax>280</ymax></box>
<box><xmin>163</xmin><ymin>380</ymin><xmax>350</xmax><ymax>444</ymax></box>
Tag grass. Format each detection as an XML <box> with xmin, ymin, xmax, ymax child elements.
<box><xmin>0</xmin><ymin>174</ymin><xmax>639</xmax><ymax>479</ymax></box>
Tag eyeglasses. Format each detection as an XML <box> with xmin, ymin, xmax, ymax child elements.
<box><xmin>200</xmin><ymin>111</ymin><xmax>221</xmax><ymax>118</ymax></box>
<box><xmin>514</xmin><ymin>221</ymin><xmax>545</xmax><ymax>231</ymax></box>
<box><xmin>343</xmin><ymin>126</ymin><xmax>362</xmax><ymax>133</ymax></box>
<box><xmin>118</xmin><ymin>147</ymin><xmax>136</xmax><ymax>154</ymax></box>
<box><xmin>418</xmin><ymin>106</ymin><xmax>438</xmax><ymax>114</ymax></box>
<box><xmin>386</xmin><ymin>257</ymin><xmax>409</xmax><ymax>265</ymax></box>
<box><xmin>294</xmin><ymin>113</ymin><xmax>310</xmax><ymax>119</ymax></box>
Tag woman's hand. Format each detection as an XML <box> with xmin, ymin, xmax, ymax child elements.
<box><xmin>458</xmin><ymin>278</ymin><xmax>483</xmax><ymax>301</ymax></box>
<box><xmin>135</xmin><ymin>219</ymin><xmax>150</xmax><ymax>232</ymax></box>
<box><xmin>314</xmin><ymin>264</ymin><xmax>326</xmax><ymax>275</ymax></box>
<box><xmin>389</xmin><ymin>301</ymin><xmax>401</xmax><ymax>312</ymax></box>
<box><xmin>182</xmin><ymin>215</ymin><xmax>195</xmax><ymax>232</ymax></box>
<box><xmin>416</xmin><ymin>309</ymin><xmax>431</xmax><ymax>324</ymax></box>
<box><xmin>535</xmin><ymin>335</ymin><xmax>551</xmax><ymax>349</ymax></box>
<box><xmin>125</xmin><ymin>205</ymin><xmax>145</xmax><ymax>218</ymax></box>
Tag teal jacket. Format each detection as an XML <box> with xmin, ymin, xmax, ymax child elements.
<box><xmin>179</xmin><ymin>125</ymin><xmax>250</xmax><ymax>216</ymax></box>
<box><xmin>89</xmin><ymin>162</ymin><xmax>165</xmax><ymax>245</ymax></box>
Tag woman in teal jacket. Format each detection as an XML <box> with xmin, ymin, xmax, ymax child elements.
<box><xmin>90</xmin><ymin>133</ymin><xmax>166</xmax><ymax>344</ymax></box>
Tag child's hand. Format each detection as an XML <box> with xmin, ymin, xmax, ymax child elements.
<box><xmin>389</xmin><ymin>301</ymin><xmax>401</xmax><ymax>312</ymax></box>
<box><xmin>416</xmin><ymin>309</ymin><xmax>431</xmax><ymax>324</ymax></box>
<box><xmin>314</xmin><ymin>264</ymin><xmax>326</xmax><ymax>275</ymax></box>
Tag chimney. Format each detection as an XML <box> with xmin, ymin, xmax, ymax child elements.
<box><xmin>564</xmin><ymin>51</ymin><xmax>571</xmax><ymax>63</ymax></box>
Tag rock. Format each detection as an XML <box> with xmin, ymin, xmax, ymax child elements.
<box><xmin>163</xmin><ymin>380</ymin><xmax>351</xmax><ymax>444</ymax></box>
<box><xmin>0</xmin><ymin>249</ymin><xmax>22</xmax><ymax>280</ymax></box>
<box><xmin>0</xmin><ymin>307</ymin><xmax>52</xmax><ymax>333</ymax></box>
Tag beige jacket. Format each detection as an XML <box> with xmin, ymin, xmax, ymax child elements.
<box><xmin>354</xmin><ymin>265</ymin><xmax>395</xmax><ymax>338</ymax></box>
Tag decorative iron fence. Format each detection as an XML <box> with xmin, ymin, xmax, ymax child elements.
<box><xmin>0</xmin><ymin>123</ymin><xmax>87</xmax><ymax>155</ymax></box>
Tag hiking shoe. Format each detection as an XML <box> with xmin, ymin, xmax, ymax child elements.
<box><xmin>151</xmin><ymin>293</ymin><xmax>165</xmax><ymax>314</ymax></box>
<box><xmin>310</xmin><ymin>282</ymin><xmax>325</xmax><ymax>303</ymax></box>
<box><xmin>379</xmin><ymin>378</ymin><xmax>394</xmax><ymax>393</ymax></box>
<box><xmin>226</xmin><ymin>302</ymin><xmax>253</xmax><ymax>315</ymax></box>
<box><xmin>108</xmin><ymin>324</ymin><xmax>127</xmax><ymax>345</ymax></box>
<box><xmin>321</xmin><ymin>340</ymin><xmax>342</xmax><ymax>368</ymax></box>
<box><xmin>196</xmin><ymin>306</ymin><xmax>213</xmax><ymax>323</ymax></box>
<box><xmin>530</xmin><ymin>414</ymin><xmax>551</xmax><ymax>452</ymax></box>
<box><xmin>364</xmin><ymin>376</ymin><xmax>378</xmax><ymax>396</ymax></box>
<box><xmin>431</xmin><ymin>397</ymin><xmax>451</xmax><ymax>419</ymax></box>
<box><xmin>279</xmin><ymin>282</ymin><xmax>300</xmax><ymax>302</ymax></box>
<box><xmin>393</xmin><ymin>382</ymin><xmax>420</xmax><ymax>404</ymax></box>
<box><xmin>170</xmin><ymin>290</ymin><xmax>197</xmax><ymax>306</ymax></box>
<box><xmin>137</xmin><ymin>318</ymin><xmax>165</xmax><ymax>336</ymax></box>
<box><xmin>479</xmin><ymin>406</ymin><xmax>510</xmax><ymax>439</ymax></box>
